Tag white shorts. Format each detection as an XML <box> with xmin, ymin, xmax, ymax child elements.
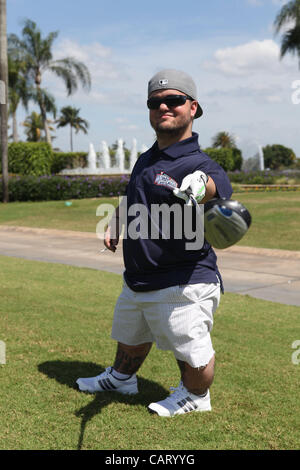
<box><xmin>111</xmin><ymin>280</ymin><xmax>221</xmax><ymax>368</ymax></box>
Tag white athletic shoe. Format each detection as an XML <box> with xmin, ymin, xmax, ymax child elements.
<box><xmin>76</xmin><ymin>367</ymin><xmax>138</xmax><ymax>395</ymax></box>
<box><xmin>148</xmin><ymin>381</ymin><xmax>211</xmax><ymax>417</ymax></box>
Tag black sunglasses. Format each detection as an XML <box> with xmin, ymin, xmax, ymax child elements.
<box><xmin>147</xmin><ymin>94</ymin><xmax>193</xmax><ymax>110</ymax></box>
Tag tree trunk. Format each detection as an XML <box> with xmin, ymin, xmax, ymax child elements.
<box><xmin>36</xmin><ymin>84</ymin><xmax>52</xmax><ymax>147</ymax></box>
<box><xmin>70</xmin><ymin>125</ymin><xmax>73</xmax><ymax>152</ymax></box>
<box><xmin>0</xmin><ymin>0</ymin><xmax>9</xmax><ymax>202</ymax></box>
<box><xmin>12</xmin><ymin>109</ymin><xmax>18</xmax><ymax>142</ymax></box>
<box><xmin>43</xmin><ymin>117</ymin><xmax>52</xmax><ymax>146</ymax></box>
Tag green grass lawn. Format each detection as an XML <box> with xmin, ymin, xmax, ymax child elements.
<box><xmin>0</xmin><ymin>255</ymin><xmax>299</xmax><ymax>450</ymax></box>
<box><xmin>0</xmin><ymin>192</ymin><xmax>300</xmax><ymax>250</ymax></box>
<box><xmin>233</xmin><ymin>192</ymin><xmax>300</xmax><ymax>251</ymax></box>
<box><xmin>0</xmin><ymin>197</ymin><xmax>117</xmax><ymax>233</ymax></box>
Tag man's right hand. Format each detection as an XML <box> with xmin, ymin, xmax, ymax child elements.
<box><xmin>104</xmin><ymin>223</ymin><xmax>119</xmax><ymax>253</ymax></box>
<box><xmin>173</xmin><ymin>170</ymin><xmax>208</xmax><ymax>204</ymax></box>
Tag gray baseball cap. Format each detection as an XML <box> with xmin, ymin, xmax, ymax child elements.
<box><xmin>148</xmin><ymin>69</ymin><xmax>203</xmax><ymax>118</ymax></box>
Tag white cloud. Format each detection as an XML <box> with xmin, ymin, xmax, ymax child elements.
<box><xmin>205</xmin><ymin>82</ymin><xmax>284</xmax><ymax>104</ymax></box>
<box><xmin>266</xmin><ymin>94</ymin><xmax>282</xmax><ymax>102</ymax></box>
<box><xmin>54</xmin><ymin>38</ymin><xmax>111</xmax><ymax>61</ymax></box>
<box><xmin>204</xmin><ymin>39</ymin><xmax>282</xmax><ymax>76</ymax></box>
<box><xmin>53</xmin><ymin>39</ymin><xmax>127</xmax><ymax>84</ymax></box>
<box><xmin>44</xmin><ymin>38</ymin><xmax>144</xmax><ymax>111</ymax></box>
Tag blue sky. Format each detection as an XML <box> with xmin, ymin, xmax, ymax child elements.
<box><xmin>7</xmin><ymin>0</ymin><xmax>300</xmax><ymax>158</ymax></box>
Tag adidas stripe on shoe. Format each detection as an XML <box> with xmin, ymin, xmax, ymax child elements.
<box><xmin>148</xmin><ymin>381</ymin><xmax>211</xmax><ymax>417</ymax></box>
<box><xmin>76</xmin><ymin>367</ymin><xmax>138</xmax><ymax>395</ymax></box>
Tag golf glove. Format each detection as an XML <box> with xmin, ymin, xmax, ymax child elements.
<box><xmin>173</xmin><ymin>170</ymin><xmax>208</xmax><ymax>205</ymax></box>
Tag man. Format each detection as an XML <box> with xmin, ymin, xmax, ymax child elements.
<box><xmin>76</xmin><ymin>69</ymin><xmax>232</xmax><ymax>417</ymax></box>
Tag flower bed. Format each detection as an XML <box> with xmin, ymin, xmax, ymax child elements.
<box><xmin>0</xmin><ymin>174</ymin><xmax>130</xmax><ymax>202</ymax></box>
<box><xmin>1</xmin><ymin>172</ymin><xmax>300</xmax><ymax>202</ymax></box>
<box><xmin>233</xmin><ymin>184</ymin><xmax>300</xmax><ymax>193</ymax></box>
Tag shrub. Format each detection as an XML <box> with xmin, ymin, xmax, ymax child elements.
<box><xmin>227</xmin><ymin>170</ymin><xmax>277</xmax><ymax>184</ymax></box>
<box><xmin>227</xmin><ymin>170</ymin><xmax>300</xmax><ymax>185</ymax></box>
<box><xmin>5</xmin><ymin>142</ymin><xmax>53</xmax><ymax>176</ymax></box>
<box><xmin>232</xmin><ymin>148</ymin><xmax>243</xmax><ymax>171</ymax></box>
<box><xmin>51</xmin><ymin>151</ymin><xmax>88</xmax><ymax>174</ymax></box>
<box><xmin>263</xmin><ymin>144</ymin><xmax>296</xmax><ymax>170</ymax></box>
<box><xmin>0</xmin><ymin>174</ymin><xmax>130</xmax><ymax>202</ymax></box>
<box><xmin>203</xmin><ymin>147</ymin><xmax>235</xmax><ymax>171</ymax></box>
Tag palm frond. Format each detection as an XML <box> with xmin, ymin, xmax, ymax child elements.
<box><xmin>274</xmin><ymin>0</ymin><xmax>300</xmax><ymax>35</ymax></box>
<box><xmin>212</xmin><ymin>131</ymin><xmax>236</xmax><ymax>149</ymax></box>
<box><xmin>8</xmin><ymin>53</ymin><xmax>34</xmax><ymax>113</ymax></box>
<box><xmin>39</xmin><ymin>89</ymin><xmax>57</xmax><ymax>117</ymax></box>
<box><xmin>274</xmin><ymin>1</ymin><xmax>300</xmax><ymax>68</ymax></box>
<box><xmin>33</xmin><ymin>87</ymin><xmax>57</xmax><ymax>118</ymax></box>
<box><xmin>280</xmin><ymin>26</ymin><xmax>300</xmax><ymax>57</ymax></box>
<box><xmin>48</xmin><ymin>64</ymin><xmax>78</xmax><ymax>95</ymax></box>
<box><xmin>74</xmin><ymin>121</ymin><xmax>89</xmax><ymax>134</ymax></box>
<box><xmin>49</xmin><ymin>58</ymin><xmax>91</xmax><ymax>95</ymax></box>
<box><xmin>56</xmin><ymin>106</ymin><xmax>89</xmax><ymax>132</ymax></box>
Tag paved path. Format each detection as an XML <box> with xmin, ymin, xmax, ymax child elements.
<box><xmin>0</xmin><ymin>225</ymin><xmax>299</xmax><ymax>307</ymax></box>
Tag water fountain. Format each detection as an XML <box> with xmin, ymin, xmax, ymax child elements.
<box><xmin>240</xmin><ymin>140</ymin><xmax>265</xmax><ymax>172</ymax></box>
<box><xmin>129</xmin><ymin>138</ymin><xmax>138</xmax><ymax>171</ymax></box>
<box><xmin>258</xmin><ymin>145</ymin><xmax>265</xmax><ymax>171</ymax></box>
<box><xmin>60</xmin><ymin>139</ymin><xmax>148</xmax><ymax>175</ymax></box>
<box><xmin>87</xmin><ymin>143</ymin><xmax>97</xmax><ymax>172</ymax></box>
<box><xmin>116</xmin><ymin>139</ymin><xmax>125</xmax><ymax>173</ymax></box>
<box><xmin>100</xmin><ymin>140</ymin><xmax>111</xmax><ymax>171</ymax></box>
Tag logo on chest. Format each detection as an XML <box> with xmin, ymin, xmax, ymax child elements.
<box><xmin>154</xmin><ymin>171</ymin><xmax>178</xmax><ymax>190</ymax></box>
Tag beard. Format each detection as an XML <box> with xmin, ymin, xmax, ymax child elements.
<box><xmin>150</xmin><ymin>113</ymin><xmax>192</xmax><ymax>138</ymax></box>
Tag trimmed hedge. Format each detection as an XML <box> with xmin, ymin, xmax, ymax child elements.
<box><xmin>1</xmin><ymin>143</ymin><xmax>88</xmax><ymax>176</ymax></box>
<box><xmin>51</xmin><ymin>152</ymin><xmax>88</xmax><ymax>174</ymax></box>
<box><xmin>6</xmin><ymin>142</ymin><xmax>53</xmax><ymax>176</ymax></box>
<box><xmin>0</xmin><ymin>174</ymin><xmax>130</xmax><ymax>202</ymax></box>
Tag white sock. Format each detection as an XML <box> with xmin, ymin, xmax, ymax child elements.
<box><xmin>111</xmin><ymin>368</ymin><xmax>131</xmax><ymax>380</ymax></box>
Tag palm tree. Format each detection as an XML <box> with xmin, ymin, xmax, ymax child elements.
<box><xmin>56</xmin><ymin>106</ymin><xmax>89</xmax><ymax>151</ymax></box>
<box><xmin>212</xmin><ymin>131</ymin><xmax>236</xmax><ymax>149</ymax></box>
<box><xmin>274</xmin><ymin>0</ymin><xmax>300</xmax><ymax>68</ymax></box>
<box><xmin>23</xmin><ymin>111</ymin><xmax>55</xmax><ymax>142</ymax></box>
<box><xmin>8</xmin><ymin>19</ymin><xmax>91</xmax><ymax>146</ymax></box>
<box><xmin>8</xmin><ymin>53</ymin><xmax>57</xmax><ymax>142</ymax></box>
<box><xmin>8</xmin><ymin>54</ymin><xmax>31</xmax><ymax>142</ymax></box>
<box><xmin>0</xmin><ymin>0</ymin><xmax>9</xmax><ymax>202</ymax></box>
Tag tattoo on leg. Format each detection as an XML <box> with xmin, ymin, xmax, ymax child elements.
<box><xmin>113</xmin><ymin>344</ymin><xmax>151</xmax><ymax>375</ymax></box>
